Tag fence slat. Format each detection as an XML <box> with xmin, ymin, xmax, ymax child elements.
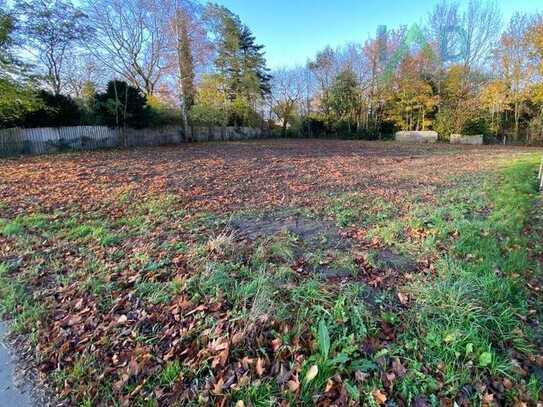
<box><xmin>0</xmin><ymin>126</ymin><xmax>267</xmax><ymax>157</ymax></box>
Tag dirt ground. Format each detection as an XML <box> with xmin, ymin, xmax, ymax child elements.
<box><xmin>0</xmin><ymin>139</ymin><xmax>535</xmax><ymax>217</ymax></box>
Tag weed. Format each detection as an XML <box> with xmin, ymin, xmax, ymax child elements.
<box><xmin>1</xmin><ymin>220</ymin><xmax>24</xmax><ymax>236</ymax></box>
<box><xmin>158</xmin><ymin>360</ymin><xmax>182</xmax><ymax>387</ymax></box>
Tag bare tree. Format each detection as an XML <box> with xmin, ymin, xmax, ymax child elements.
<box><xmin>63</xmin><ymin>52</ymin><xmax>107</xmax><ymax>97</ymax></box>
<box><xmin>461</xmin><ymin>0</ymin><xmax>502</xmax><ymax>72</ymax></box>
<box><xmin>15</xmin><ymin>0</ymin><xmax>90</xmax><ymax>95</ymax></box>
<box><xmin>85</xmin><ymin>0</ymin><xmax>169</xmax><ymax>96</ymax></box>
<box><xmin>426</xmin><ymin>1</ymin><xmax>462</xmax><ymax>67</ymax></box>
<box><xmin>270</xmin><ymin>67</ymin><xmax>305</xmax><ymax>137</ymax></box>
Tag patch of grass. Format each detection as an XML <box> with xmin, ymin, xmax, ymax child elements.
<box><xmin>68</xmin><ymin>224</ymin><xmax>95</xmax><ymax>239</ymax></box>
<box><xmin>327</xmin><ymin>194</ymin><xmax>398</xmax><ymax>228</ymax></box>
<box><xmin>205</xmin><ymin>231</ymin><xmax>236</xmax><ymax>258</ymax></box>
<box><xmin>138</xmin><ymin>194</ymin><xmax>179</xmax><ymax>217</ymax></box>
<box><xmin>0</xmin><ymin>261</ymin><xmax>47</xmax><ymax>336</ymax></box>
<box><xmin>134</xmin><ymin>277</ymin><xmax>183</xmax><ymax>306</ymax></box>
<box><xmin>0</xmin><ymin>213</ymin><xmax>54</xmax><ymax>237</ymax></box>
<box><xmin>66</xmin><ymin>222</ymin><xmax>122</xmax><ymax>247</ymax></box>
<box><xmin>299</xmin><ymin>286</ymin><xmax>377</xmax><ymax>403</ymax></box>
<box><xmin>401</xmin><ymin>158</ymin><xmax>540</xmax><ymax>394</ymax></box>
<box><xmin>252</xmin><ymin>231</ymin><xmax>298</xmax><ymax>265</ymax></box>
<box><xmin>230</xmin><ymin>379</ymin><xmax>279</xmax><ymax>407</ymax></box>
<box><xmin>0</xmin><ymin>262</ymin><xmax>23</xmax><ymax>317</ymax></box>
<box><xmin>52</xmin><ymin>354</ymin><xmax>97</xmax><ymax>400</ymax></box>
<box><xmin>158</xmin><ymin>360</ymin><xmax>182</xmax><ymax>388</ymax></box>
<box><xmin>1</xmin><ymin>220</ymin><xmax>24</xmax><ymax>236</ymax></box>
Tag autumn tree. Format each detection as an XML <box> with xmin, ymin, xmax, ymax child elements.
<box><xmin>495</xmin><ymin>13</ymin><xmax>536</xmax><ymax>140</ymax></box>
<box><xmin>189</xmin><ymin>74</ymin><xmax>228</xmax><ymax>126</ymax></box>
<box><xmin>479</xmin><ymin>80</ymin><xmax>509</xmax><ymax>136</ymax></box>
<box><xmin>528</xmin><ymin>17</ymin><xmax>543</xmax><ymax>141</ymax></box>
<box><xmin>387</xmin><ymin>55</ymin><xmax>437</xmax><ymax>132</ymax></box>
<box><xmin>308</xmin><ymin>46</ymin><xmax>338</xmax><ymax>117</ymax></box>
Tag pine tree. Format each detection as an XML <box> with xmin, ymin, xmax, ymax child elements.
<box><xmin>205</xmin><ymin>4</ymin><xmax>270</xmax><ymax>125</ymax></box>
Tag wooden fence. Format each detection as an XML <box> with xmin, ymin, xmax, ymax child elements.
<box><xmin>0</xmin><ymin>126</ymin><xmax>267</xmax><ymax>157</ymax></box>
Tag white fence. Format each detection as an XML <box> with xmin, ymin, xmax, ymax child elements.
<box><xmin>0</xmin><ymin>126</ymin><xmax>267</xmax><ymax>157</ymax></box>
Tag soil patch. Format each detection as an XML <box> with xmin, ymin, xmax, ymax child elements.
<box><xmin>369</xmin><ymin>249</ymin><xmax>418</xmax><ymax>273</ymax></box>
<box><xmin>230</xmin><ymin>211</ymin><xmax>350</xmax><ymax>250</ymax></box>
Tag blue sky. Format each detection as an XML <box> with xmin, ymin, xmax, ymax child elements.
<box><xmin>214</xmin><ymin>0</ymin><xmax>542</xmax><ymax>68</ymax></box>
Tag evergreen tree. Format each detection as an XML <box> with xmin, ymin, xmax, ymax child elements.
<box><xmin>24</xmin><ymin>90</ymin><xmax>82</xmax><ymax>127</ymax></box>
<box><xmin>95</xmin><ymin>80</ymin><xmax>149</xmax><ymax>129</ymax></box>
<box><xmin>239</xmin><ymin>25</ymin><xmax>271</xmax><ymax>97</ymax></box>
<box><xmin>205</xmin><ymin>4</ymin><xmax>270</xmax><ymax>125</ymax></box>
<box><xmin>323</xmin><ymin>69</ymin><xmax>361</xmax><ymax>133</ymax></box>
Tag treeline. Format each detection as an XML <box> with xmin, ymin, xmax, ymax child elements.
<box><xmin>272</xmin><ymin>2</ymin><xmax>543</xmax><ymax>143</ymax></box>
<box><xmin>0</xmin><ymin>0</ymin><xmax>270</xmax><ymax>131</ymax></box>
<box><xmin>1</xmin><ymin>0</ymin><xmax>542</xmax><ymax>143</ymax></box>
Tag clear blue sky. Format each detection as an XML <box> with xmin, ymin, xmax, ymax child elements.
<box><xmin>214</xmin><ymin>0</ymin><xmax>542</xmax><ymax>68</ymax></box>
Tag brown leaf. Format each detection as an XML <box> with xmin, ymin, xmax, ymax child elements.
<box><xmin>372</xmin><ymin>389</ymin><xmax>387</xmax><ymax>405</ymax></box>
<box><xmin>287</xmin><ymin>379</ymin><xmax>300</xmax><ymax>392</ymax></box>
<box><xmin>397</xmin><ymin>292</ymin><xmax>409</xmax><ymax>305</ymax></box>
<box><xmin>256</xmin><ymin>358</ymin><xmax>265</xmax><ymax>376</ymax></box>
<box><xmin>271</xmin><ymin>338</ymin><xmax>282</xmax><ymax>352</ymax></box>
<box><xmin>231</xmin><ymin>331</ymin><xmax>245</xmax><ymax>345</ymax></box>
<box><xmin>482</xmin><ymin>393</ymin><xmax>494</xmax><ymax>405</ymax></box>
<box><xmin>355</xmin><ymin>370</ymin><xmax>369</xmax><ymax>383</ymax></box>
<box><xmin>325</xmin><ymin>378</ymin><xmax>334</xmax><ymax>392</ymax></box>
<box><xmin>392</xmin><ymin>358</ymin><xmax>407</xmax><ymax>377</ymax></box>
<box><xmin>212</xmin><ymin>377</ymin><xmax>224</xmax><ymax>395</ymax></box>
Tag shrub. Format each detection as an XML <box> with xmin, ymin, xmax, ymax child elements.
<box><xmin>23</xmin><ymin>91</ymin><xmax>82</xmax><ymax>127</ymax></box>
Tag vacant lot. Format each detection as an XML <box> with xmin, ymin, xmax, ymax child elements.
<box><xmin>1</xmin><ymin>139</ymin><xmax>542</xmax><ymax>406</ymax></box>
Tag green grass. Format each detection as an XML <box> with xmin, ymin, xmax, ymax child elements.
<box><xmin>158</xmin><ymin>360</ymin><xmax>183</xmax><ymax>387</ymax></box>
<box><xmin>0</xmin><ymin>154</ymin><xmax>541</xmax><ymax>405</ymax></box>
<box><xmin>66</xmin><ymin>222</ymin><xmax>122</xmax><ymax>246</ymax></box>
<box><xmin>397</xmin><ymin>158</ymin><xmax>541</xmax><ymax>398</ymax></box>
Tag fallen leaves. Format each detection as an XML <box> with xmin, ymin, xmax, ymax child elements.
<box><xmin>255</xmin><ymin>357</ymin><xmax>266</xmax><ymax>376</ymax></box>
<box><xmin>0</xmin><ymin>140</ymin><xmax>539</xmax><ymax>406</ymax></box>
<box><xmin>0</xmin><ymin>140</ymin><xmax>522</xmax><ymax>217</ymax></box>
<box><xmin>372</xmin><ymin>388</ymin><xmax>388</xmax><ymax>405</ymax></box>
<box><xmin>305</xmin><ymin>365</ymin><xmax>319</xmax><ymax>383</ymax></box>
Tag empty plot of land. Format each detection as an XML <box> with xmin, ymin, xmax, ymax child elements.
<box><xmin>0</xmin><ymin>139</ymin><xmax>533</xmax><ymax>216</ymax></box>
<box><xmin>0</xmin><ymin>140</ymin><xmax>542</xmax><ymax>406</ymax></box>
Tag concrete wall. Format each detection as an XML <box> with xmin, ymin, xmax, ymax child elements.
<box><xmin>395</xmin><ymin>131</ymin><xmax>438</xmax><ymax>143</ymax></box>
<box><xmin>450</xmin><ymin>134</ymin><xmax>483</xmax><ymax>145</ymax></box>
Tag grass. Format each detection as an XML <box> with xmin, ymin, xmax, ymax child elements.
<box><xmin>0</xmin><ymin>145</ymin><xmax>541</xmax><ymax>405</ymax></box>
<box><xmin>402</xmin><ymin>160</ymin><xmax>538</xmax><ymax>382</ymax></box>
